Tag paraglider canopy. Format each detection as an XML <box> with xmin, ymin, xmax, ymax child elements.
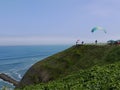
<box><xmin>91</xmin><ymin>26</ymin><xmax>106</xmax><ymax>33</ymax></box>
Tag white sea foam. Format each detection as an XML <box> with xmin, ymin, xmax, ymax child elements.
<box><xmin>0</xmin><ymin>79</ymin><xmax>3</xmax><ymax>82</ymax></box>
<box><xmin>0</xmin><ymin>45</ymin><xmax>69</xmax><ymax>89</ymax></box>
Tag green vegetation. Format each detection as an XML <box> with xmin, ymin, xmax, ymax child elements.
<box><xmin>16</xmin><ymin>45</ymin><xmax>120</xmax><ymax>89</ymax></box>
<box><xmin>17</xmin><ymin>62</ymin><xmax>120</xmax><ymax>90</ymax></box>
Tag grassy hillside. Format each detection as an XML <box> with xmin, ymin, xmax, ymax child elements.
<box><xmin>16</xmin><ymin>45</ymin><xmax>120</xmax><ymax>88</ymax></box>
<box><xmin>17</xmin><ymin>61</ymin><xmax>120</xmax><ymax>90</ymax></box>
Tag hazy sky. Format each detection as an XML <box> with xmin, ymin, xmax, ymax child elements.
<box><xmin>0</xmin><ymin>0</ymin><xmax>120</xmax><ymax>45</ymax></box>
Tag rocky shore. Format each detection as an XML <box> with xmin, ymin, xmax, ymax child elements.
<box><xmin>0</xmin><ymin>73</ymin><xmax>19</xmax><ymax>86</ymax></box>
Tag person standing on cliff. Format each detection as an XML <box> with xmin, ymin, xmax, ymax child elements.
<box><xmin>76</xmin><ymin>40</ymin><xmax>80</xmax><ymax>45</ymax></box>
<box><xmin>95</xmin><ymin>40</ymin><xmax>97</xmax><ymax>44</ymax></box>
<box><xmin>81</xmin><ymin>41</ymin><xmax>84</xmax><ymax>45</ymax></box>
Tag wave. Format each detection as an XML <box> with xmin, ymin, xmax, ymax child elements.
<box><xmin>0</xmin><ymin>61</ymin><xmax>35</xmax><ymax>79</ymax></box>
<box><xmin>0</xmin><ymin>54</ymin><xmax>49</xmax><ymax>61</ymax></box>
<box><xmin>0</xmin><ymin>62</ymin><xmax>24</xmax><ymax>68</ymax></box>
<box><xmin>0</xmin><ymin>69</ymin><xmax>26</xmax><ymax>82</ymax></box>
<box><xmin>8</xmin><ymin>71</ymin><xmax>22</xmax><ymax>80</ymax></box>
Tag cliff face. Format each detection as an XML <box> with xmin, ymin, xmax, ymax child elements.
<box><xmin>16</xmin><ymin>45</ymin><xmax>120</xmax><ymax>88</ymax></box>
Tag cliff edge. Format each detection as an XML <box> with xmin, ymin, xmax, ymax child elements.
<box><xmin>16</xmin><ymin>45</ymin><xmax>120</xmax><ymax>88</ymax></box>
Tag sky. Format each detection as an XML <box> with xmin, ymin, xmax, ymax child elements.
<box><xmin>0</xmin><ymin>0</ymin><xmax>120</xmax><ymax>45</ymax></box>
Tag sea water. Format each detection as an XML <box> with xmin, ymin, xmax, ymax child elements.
<box><xmin>0</xmin><ymin>45</ymin><xmax>70</xmax><ymax>89</ymax></box>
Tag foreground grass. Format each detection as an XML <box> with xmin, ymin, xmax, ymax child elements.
<box><xmin>17</xmin><ymin>61</ymin><xmax>120</xmax><ymax>90</ymax></box>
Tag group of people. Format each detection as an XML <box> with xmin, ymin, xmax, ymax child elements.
<box><xmin>76</xmin><ymin>40</ymin><xmax>98</xmax><ymax>45</ymax></box>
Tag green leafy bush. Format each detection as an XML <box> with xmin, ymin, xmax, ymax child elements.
<box><xmin>16</xmin><ymin>62</ymin><xmax>120</xmax><ymax>90</ymax></box>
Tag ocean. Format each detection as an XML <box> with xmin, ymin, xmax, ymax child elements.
<box><xmin>0</xmin><ymin>45</ymin><xmax>70</xmax><ymax>89</ymax></box>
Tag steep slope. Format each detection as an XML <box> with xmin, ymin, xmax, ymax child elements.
<box><xmin>16</xmin><ymin>45</ymin><xmax>120</xmax><ymax>88</ymax></box>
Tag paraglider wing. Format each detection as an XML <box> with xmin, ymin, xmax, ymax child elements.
<box><xmin>91</xmin><ymin>26</ymin><xmax>106</xmax><ymax>33</ymax></box>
